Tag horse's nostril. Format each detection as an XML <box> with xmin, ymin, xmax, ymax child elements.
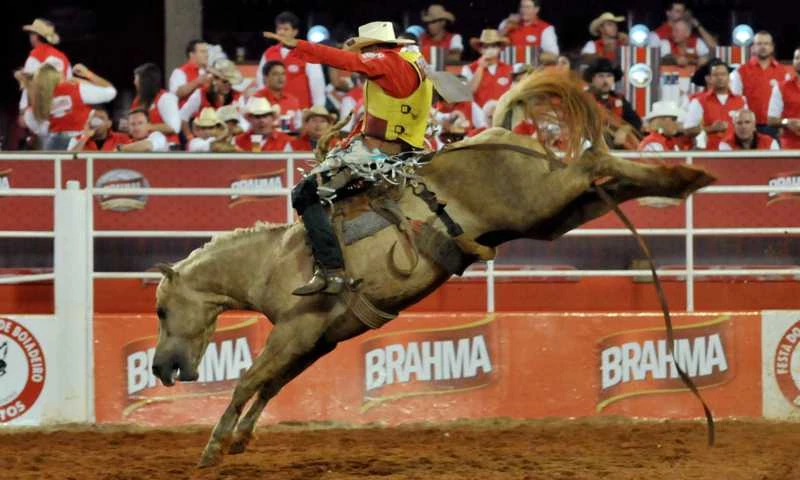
<box><xmin>152</xmin><ymin>363</ymin><xmax>162</xmax><ymax>378</ymax></box>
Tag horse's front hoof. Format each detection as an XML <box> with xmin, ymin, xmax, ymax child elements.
<box><xmin>197</xmin><ymin>445</ymin><xmax>223</xmax><ymax>468</ymax></box>
<box><xmin>228</xmin><ymin>433</ymin><xmax>251</xmax><ymax>455</ymax></box>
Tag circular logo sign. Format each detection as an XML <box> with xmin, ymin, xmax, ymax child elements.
<box><xmin>774</xmin><ymin>319</ymin><xmax>800</xmax><ymax>407</ymax></box>
<box><xmin>95</xmin><ymin>169</ymin><xmax>150</xmax><ymax>212</ymax></box>
<box><xmin>288</xmin><ymin>64</ymin><xmax>300</xmax><ymax>74</ymax></box>
<box><xmin>0</xmin><ymin>318</ymin><xmax>46</xmax><ymax>423</ymax></box>
<box><xmin>525</xmin><ymin>34</ymin><xmax>537</xmax><ymax>43</ymax></box>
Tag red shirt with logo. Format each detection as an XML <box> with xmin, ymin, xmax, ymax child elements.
<box><xmin>420</xmin><ymin>32</ymin><xmax>456</xmax><ymax>63</ymax></box>
<box><xmin>777</xmin><ymin>78</ymin><xmax>800</xmax><ymax>149</ymax></box>
<box><xmin>49</xmin><ymin>82</ymin><xmax>93</xmax><ymax>133</ymax></box>
<box><xmin>695</xmin><ymin>90</ymin><xmax>747</xmax><ymax>150</ymax></box>
<box><xmin>667</xmin><ymin>37</ymin><xmax>700</xmax><ymax>64</ymax></box>
<box><xmin>27</xmin><ymin>44</ymin><xmax>71</xmax><ymax>76</ymax></box>
<box><xmin>638</xmin><ymin>132</ymin><xmax>685</xmax><ymax>151</ymax></box>
<box><xmin>735</xmin><ymin>58</ymin><xmax>789</xmax><ymax>124</ymax></box>
<box><xmin>507</xmin><ymin>20</ymin><xmax>553</xmax><ymax>61</ymax></box>
<box><xmin>234</xmin><ymin>130</ymin><xmax>292</xmax><ymax>152</ymax></box>
<box><xmin>466</xmin><ymin>61</ymin><xmax>512</xmax><ymax>107</ymax></box>
<box><xmin>263</xmin><ymin>45</ymin><xmax>312</xmax><ymax>109</ymax></box>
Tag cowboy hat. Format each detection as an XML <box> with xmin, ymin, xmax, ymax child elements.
<box><xmin>208</xmin><ymin>59</ymin><xmax>243</xmax><ymax>86</ymax></box>
<box><xmin>644</xmin><ymin>100</ymin><xmax>685</xmax><ymax>121</ymax></box>
<box><xmin>216</xmin><ymin>105</ymin><xmax>240</xmax><ymax>123</ymax></box>
<box><xmin>583</xmin><ymin>57</ymin><xmax>623</xmax><ymax>82</ymax></box>
<box><xmin>194</xmin><ymin>107</ymin><xmax>223</xmax><ymax>128</ymax></box>
<box><xmin>421</xmin><ymin>4</ymin><xmax>456</xmax><ymax>23</ymax></box>
<box><xmin>469</xmin><ymin>29</ymin><xmax>509</xmax><ymax>52</ymax></box>
<box><xmin>589</xmin><ymin>12</ymin><xmax>625</xmax><ymax>37</ymax></box>
<box><xmin>301</xmin><ymin>106</ymin><xmax>336</xmax><ymax>123</ymax></box>
<box><xmin>690</xmin><ymin>58</ymin><xmax>731</xmax><ymax>87</ymax></box>
<box><xmin>23</xmin><ymin>18</ymin><xmax>60</xmax><ymax>45</ymax></box>
<box><xmin>245</xmin><ymin>97</ymin><xmax>280</xmax><ymax>116</ymax></box>
<box><xmin>343</xmin><ymin>21</ymin><xmax>415</xmax><ymax>52</ymax></box>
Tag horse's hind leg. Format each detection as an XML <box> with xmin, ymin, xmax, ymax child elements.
<box><xmin>228</xmin><ymin>340</ymin><xmax>336</xmax><ymax>454</ymax></box>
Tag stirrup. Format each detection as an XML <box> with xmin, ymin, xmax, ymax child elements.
<box><xmin>292</xmin><ymin>268</ymin><xmax>345</xmax><ymax>296</ymax></box>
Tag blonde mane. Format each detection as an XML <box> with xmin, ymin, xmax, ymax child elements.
<box><xmin>180</xmin><ymin>221</ymin><xmax>289</xmax><ymax>266</ymax></box>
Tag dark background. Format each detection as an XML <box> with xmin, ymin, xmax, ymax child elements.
<box><xmin>0</xmin><ymin>0</ymin><xmax>797</xmax><ymax>147</ymax></box>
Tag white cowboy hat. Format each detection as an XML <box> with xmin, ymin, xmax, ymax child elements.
<box><xmin>245</xmin><ymin>97</ymin><xmax>280</xmax><ymax>116</ymax></box>
<box><xmin>343</xmin><ymin>21</ymin><xmax>415</xmax><ymax>52</ymax></box>
<box><xmin>645</xmin><ymin>100</ymin><xmax>685</xmax><ymax>121</ymax></box>
<box><xmin>194</xmin><ymin>107</ymin><xmax>223</xmax><ymax>128</ymax></box>
<box><xmin>301</xmin><ymin>105</ymin><xmax>336</xmax><ymax>123</ymax></box>
<box><xmin>421</xmin><ymin>4</ymin><xmax>456</xmax><ymax>23</ymax></box>
<box><xmin>23</xmin><ymin>18</ymin><xmax>60</xmax><ymax>45</ymax></box>
<box><xmin>208</xmin><ymin>59</ymin><xmax>243</xmax><ymax>86</ymax></box>
<box><xmin>589</xmin><ymin>12</ymin><xmax>625</xmax><ymax>37</ymax></box>
<box><xmin>469</xmin><ymin>29</ymin><xmax>510</xmax><ymax>52</ymax></box>
<box><xmin>216</xmin><ymin>105</ymin><xmax>240</xmax><ymax>123</ymax></box>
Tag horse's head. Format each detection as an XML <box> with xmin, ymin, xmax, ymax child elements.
<box><xmin>152</xmin><ymin>263</ymin><xmax>226</xmax><ymax>387</ymax></box>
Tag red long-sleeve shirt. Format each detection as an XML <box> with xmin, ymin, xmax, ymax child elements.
<box><xmin>293</xmin><ymin>40</ymin><xmax>419</xmax><ymax>98</ymax></box>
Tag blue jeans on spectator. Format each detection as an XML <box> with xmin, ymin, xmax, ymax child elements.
<box><xmin>757</xmin><ymin>124</ymin><xmax>779</xmax><ymax>140</ymax></box>
<box><xmin>42</xmin><ymin>133</ymin><xmax>72</xmax><ymax>150</ymax></box>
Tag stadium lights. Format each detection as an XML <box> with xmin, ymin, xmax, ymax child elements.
<box><xmin>628</xmin><ymin>63</ymin><xmax>653</xmax><ymax>88</ymax></box>
<box><xmin>406</xmin><ymin>25</ymin><xmax>425</xmax><ymax>39</ymax></box>
<box><xmin>307</xmin><ymin>25</ymin><xmax>330</xmax><ymax>43</ymax></box>
<box><xmin>732</xmin><ymin>24</ymin><xmax>755</xmax><ymax>47</ymax></box>
<box><xmin>629</xmin><ymin>24</ymin><xmax>650</xmax><ymax>48</ymax></box>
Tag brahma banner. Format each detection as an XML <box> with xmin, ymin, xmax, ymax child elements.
<box><xmin>93</xmin><ymin>311</ymin><xmax>763</xmax><ymax>426</ymax></box>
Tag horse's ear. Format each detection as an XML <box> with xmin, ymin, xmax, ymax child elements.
<box><xmin>155</xmin><ymin>263</ymin><xmax>177</xmax><ymax>281</ymax></box>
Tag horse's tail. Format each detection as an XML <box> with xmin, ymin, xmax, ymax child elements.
<box><xmin>493</xmin><ymin>70</ymin><xmax>608</xmax><ymax>159</ymax></box>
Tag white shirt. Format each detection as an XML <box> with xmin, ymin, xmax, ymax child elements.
<box><xmin>256</xmin><ymin>46</ymin><xmax>326</xmax><ymax>107</ymax></box>
<box><xmin>448</xmin><ymin>33</ymin><xmax>465</xmax><ymax>51</ymax></box>
<box><xmin>152</xmin><ymin>92</ymin><xmax>182</xmax><ymax>134</ymax></box>
<box><xmin>659</xmin><ymin>38</ymin><xmax>709</xmax><ymax>58</ymax></box>
<box><xmin>145</xmin><ymin>131</ymin><xmax>169</xmax><ymax>152</ymax></box>
<box><xmin>187</xmin><ymin>137</ymin><xmax>214</xmax><ymax>152</ymax></box>
<box><xmin>719</xmin><ymin>138</ymin><xmax>780</xmax><ymax>151</ymax></box>
<box><xmin>768</xmin><ymin>84</ymin><xmax>784</xmax><ymax>119</ymax></box>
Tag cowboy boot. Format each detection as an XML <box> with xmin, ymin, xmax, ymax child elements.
<box><xmin>292</xmin><ymin>267</ymin><xmax>346</xmax><ymax>296</ymax></box>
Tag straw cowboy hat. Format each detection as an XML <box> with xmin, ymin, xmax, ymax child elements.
<box><xmin>216</xmin><ymin>105</ymin><xmax>240</xmax><ymax>123</ymax></box>
<box><xmin>194</xmin><ymin>107</ymin><xmax>223</xmax><ymax>128</ymax></box>
<box><xmin>644</xmin><ymin>100</ymin><xmax>685</xmax><ymax>121</ymax></box>
<box><xmin>208</xmin><ymin>59</ymin><xmax>243</xmax><ymax>85</ymax></box>
<box><xmin>421</xmin><ymin>4</ymin><xmax>456</xmax><ymax>23</ymax></box>
<box><xmin>245</xmin><ymin>97</ymin><xmax>280</xmax><ymax>116</ymax></box>
<box><xmin>469</xmin><ymin>29</ymin><xmax>509</xmax><ymax>51</ymax></box>
<box><xmin>301</xmin><ymin>106</ymin><xmax>336</xmax><ymax>123</ymax></box>
<box><xmin>23</xmin><ymin>18</ymin><xmax>60</xmax><ymax>45</ymax></box>
<box><xmin>583</xmin><ymin>56</ymin><xmax>623</xmax><ymax>82</ymax></box>
<box><xmin>589</xmin><ymin>12</ymin><xmax>625</xmax><ymax>37</ymax></box>
<box><xmin>343</xmin><ymin>21</ymin><xmax>415</xmax><ymax>52</ymax></box>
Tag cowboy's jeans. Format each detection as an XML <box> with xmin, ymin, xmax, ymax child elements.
<box><xmin>291</xmin><ymin>176</ymin><xmax>344</xmax><ymax>271</ymax></box>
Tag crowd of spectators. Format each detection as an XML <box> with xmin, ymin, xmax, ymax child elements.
<box><xmin>11</xmin><ymin>1</ymin><xmax>800</xmax><ymax>154</ymax></box>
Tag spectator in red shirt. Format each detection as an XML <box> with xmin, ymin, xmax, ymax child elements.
<box><xmin>291</xmin><ymin>106</ymin><xmax>336</xmax><ymax>151</ymax></box>
<box><xmin>584</xmin><ymin>57</ymin><xmax>642</xmax><ymax>148</ymax></box>
<box><xmin>650</xmin><ymin>2</ymin><xmax>717</xmax><ymax>51</ymax></box>
<box><xmin>16</xmin><ymin>18</ymin><xmax>71</xmax><ymax>114</ymax></box>
<box><xmin>254</xmin><ymin>61</ymin><xmax>302</xmax><ymax>132</ymax></box>
<box><xmin>419</xmin><ymin>4</ymin><xmax>463</xmax><ymax>64</ymax></box>
<box><xmin>768</xmin><ymin>46</ymin><xmax>800</xmax><ymax>149</ymax></box>
<box><xmin>169</xmin><ymin>40</ymin><xmax>211</xmax><ymax>105</ymax></box>
<box><xmin>120</xmin><ymin>109</ymin><xmax>170</xmax><ymax>152</ymax></box>
<box><xmin>67</xmin><ymin>107</ymin><xmax>130</xmax><ymax>151</ymax></box>
<box><xmin>719</xmin><ymin>109</ymin><xmax>779</xmax><ymax>150</ymax></box>
<box><xmin>638</xmin><ymin>101</ymin><xmax>687</xmax><ymax>151</ymax></box>
<box><xmin>257</xmin><ymin>11</ymin><xmax>325</xmax><ymax>108</ymax></box>
<box><xmin>132</xmin><ymin>63</ymin><xmax>181</xmax><ymax>145</ymax></box>
<box><xmin>659</xmin><ymin>19</ymin><xmax>710</xmax><ymax>66</ymax></box>
<box><xmin>684</xmin><ymin>59</ymin><xmax>747</xmax><ymax>149</ymax></box>
<box><xmin>499</xmin><ymin>0</ymin><xmax>559</xmax><ymax>60</ymax></box>
<box><xmin>461</xmin><ymin>29</ymin><xmax>513</xmax><ymax>108</ymax></box>
<box><xmin>234</xmin><ymin>97</ymin><xmax>292</xmax><ymax>152</ymax></box>
<box><xmin>730</xmin><ymin>31</ymin><xmax>791</xmax><ymax>137</ymax></box>
<box><xmin>180</xmin><ymin>59</ymin><xmax>243</xmax><ymax>123</ymax></box>
<box><xmin>581</xmin><ymin>12</ymin><xmax>627</xmax><ymax>64</ymax></box>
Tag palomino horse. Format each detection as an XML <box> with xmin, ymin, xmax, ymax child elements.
<box><xmin>151</xmin><ymin>72</ymin><xmax>715</xmax><ymax>467</ymax></box>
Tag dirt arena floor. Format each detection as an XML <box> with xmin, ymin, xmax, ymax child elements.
<box><xmin>2</xmin><ymin>418</ymin><xmax>799</xmax><ymax>479</ymax></box>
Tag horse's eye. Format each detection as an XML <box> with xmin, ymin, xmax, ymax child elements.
<box><xmin>157</xmin><ymin>307</ymin><xmax>167</xmax><ymax>320</ymax></box>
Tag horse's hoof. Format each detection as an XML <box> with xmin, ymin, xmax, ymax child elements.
<box><xmin>228</xmin><ymin>436</ymin><xmax>250</xmax><ymax>455</ymax></box>
<box><xmin>197</xmin><ymin>446</ymin><xmax>223</xmax><ymax>468</ymax></box>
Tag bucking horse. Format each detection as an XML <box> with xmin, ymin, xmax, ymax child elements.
<box><xmin>151</xmin><ymin>71</ymin><xmax>715</xmax><ymax>467</ymax></box>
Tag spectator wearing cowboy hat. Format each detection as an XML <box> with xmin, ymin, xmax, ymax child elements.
<box><xmin>584</xmin><ymin>57</ymin><xmax>642</xmax><ymax>144</ymax></box>
<box><xmin>659</xmin><ymin>18</ymin><xmax>709</xmax><ymax>66</ymax></box>
<box><xmin>254</xmin><ymin>60</ymin><xmax>302</xmax><ymax>132</ymax></box>
<box><xmin>131</xmin><ymin>63</ymin><xmax>181</xmax><ymax>146</ymax></box>
<box><xmin>15</xmin><ymin>18</ymin><xmax>72</xmax><ymax>115</ymax></box>
<box><xmin>258</xmin><ymin>11</ymin><xmax>325</xmax><ymax>109</ymax></box>
<box><xmin>768</xmin><ymin>46</ymin><xmax>800</xmax><ymax>149</ymax></box>
<box><xmin>419</xmin><ymin>5</ymin><xmax>463</xmax><ymax>64</ymax></box>
<box><xmin>499</xmin><ymin>0</ymin><xmax>559</xmax><ymax>61</ymax></box>
<box><xmin>684</xmin><ymin>59</ymin><xmax>747</xmax><ymax>150</ymax></box>
<box><xmin>581</xmin><ymin>12</ymin><xmax>628</xmax><ymax>64</ymax></box>
<box><xmin>461</xmin><ymin>29</ymin><xmax>513</xmax><ymax>108</ymax></box>
<box><xmin>119</xmin><ymin>109</ymin><xmax>169</xmax><ymax>152</ymax></box>
<box><xmin>180</xmin><ymin>59</ymin><xmax>244</xmax><ymax>123</ymax></box>
<box><xmin>290</xmin><ymin>106</ymin><xmax>336</xmax><ymax>151</ymax></box>
<box><xmin>234</xmin><ymin>97</ymin><xmax>292</xmax><ymax>152</ymax></box>
<box><xmin>720</xmin><ymin>109</ymin><xmax>779</xmax><ymax>151</ymax></box>
<box><xmin>638</xmin><ymin>101</ymin><xmax>687</xmax><ymax>151</ymax></box>
<box><xmin>186</xmin><ymin>107</ymin><xmax>233</xmax><ymax>152</ymax></box>
<box><xmin>169</xmin><ymin>40</ymin><xmax>211</xmax><ymax>105</ymax></box>
<box><xmin>217</xmin><ymin>105</ymin><xmax>244</xmax><ymax>138</ymax></box>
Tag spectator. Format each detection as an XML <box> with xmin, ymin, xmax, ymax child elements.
<box><xmin>324</xmin><ymin>67</ymin><xmax>355</xmax><ymax>119</ymax></box>
<box><xmin>461</xmin><ymin>29</ymin><xmax>513</xmax><ymax>108</ymax></box>
<box><xmin>650</xmin><ymin>1</ymin><xmax>717</xmax><ymax>51</ymax></box>
<box><xmin>254</xmin><ymin>61</ymin><xmax>302</xmax><ymax>132</ymax></box>
<box><xmin>584</xmin><ymin>57</ymin><xmax>642</xmax><ymax>148</ymax></box>
<box><xmin>119</xmin><ymin>109</ymin><xmax>169</xmax><ymax>152</ymax></box>
<box><xmin>638</xmin><ymin>101</ymin><xmax>686</xmax><ymax>151</ymax></box>
<box><xmin>180</xmin><ymin>59</ymin><xmax>243</xmax><ymax>122</ymax></box>
<box><xmin>730</xmin><ymin>31</ymin><xmax>791</xmax><ymax>136</ymax></box>
<box><xmin>684</xmin><ymin>59</ymin><xmax>746</xmax><ymax>149</ymax></box>
<box><xmin>23</xmin><ymin>63</ymin><xmax>117</xmax><ymax>150</ymax></box>
<box><xmin>169</xmin><ymin>40</ymin><xmax>211</xmax><ymax>105</ymax></box>
<box><xmin>500</xmin><ymin>0</ymin><xmax>559</xmax><ymax>60</ymax></box>
<box><xmin>257</xmin><ymin>11</ymin><xmax>325</xmax><ymax>108</ymax></box>
<box><xmin>719</xmin><ymin>109</ymin><xmax>779</xmax><ymax>150</ymax></box>
<box><xmin>217</xmin><ymin>105</ymin><xmax>244</xmax><ymax>137</ymax></box>
<box><xmin>67</xmin><ymin>107</ymin><xmax>130</xmax><ymax>151</ymax></box>
<box><xmin>16</xmin><ymin>19</ymin><xmax>71</xmax><ymax>112</ymax></box>
<box><xmin>290</xmin><ymin>106</ymin><xmax>336</xmax><ymax>151</ymax></box>
<box><xmin>581</xmin><ymin>12</ymin><xmax>627</xmax><ymax>64</ymax></box>
<box><xmin>659</xmin><ymin>19</ymin><xmax>709</xmax><ymax>66</ymax></box>
<box><xmin>187</xmin><ymin>108</ymin><xmax>232</xmax><ymax>152</ymax></box>
<box><xmin>234</xmin><ymin>97</ymin><xmax>292</xmax><ymax>152</ymax></box>
<box><xmin>767</xmin><ymin>46</ymin><xmax>800</xmax><ymax>149</ymax></box>
<box><xmin>131</xmin><ymin>63</ymin><xmax>181</xmax><ymax>145</ymax></box>
<box><xmin>419</xmin><ymin>5</ymin><xmax>463</xmax><ymax>64</ymax></box>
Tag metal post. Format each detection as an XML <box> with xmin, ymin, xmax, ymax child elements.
<box><xmin>286</xmin><ymin>157</ymin><xmax>295</xmax><ymax>223</ymax></box>
<box><xmin>685</xmin><ymin>155</ymin><xmax>695</xmax><ymax>312</ymax></box>
<box><xmin>85</xmin><ymin>157</ymin><xmax>95</xmax><ymax>420</ymax></box>
<box><xmin>52</xmin><ymin>180</ymin><xmax>90</xmax><ymax>422</ymax></box>
<box><xmin>486</xmin><ymin>260</ymin><xmax>496</xmax><ymax>313</ymax></box>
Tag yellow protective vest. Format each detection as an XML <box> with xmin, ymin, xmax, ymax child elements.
<box><xmin>363</xmin><ymin>50</ymin><xmax>433</xmax><ymax>149</ymax></box>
